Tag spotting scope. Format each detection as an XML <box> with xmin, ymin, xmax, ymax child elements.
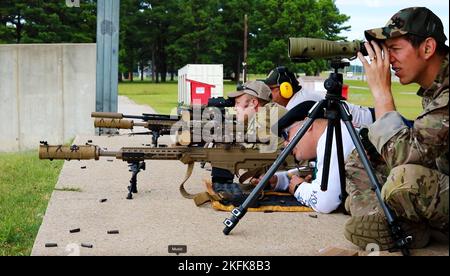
<box><xmin>288</xmin><ymin>37</ymin><xmax>368</xmax><ymax>62</ymax></box>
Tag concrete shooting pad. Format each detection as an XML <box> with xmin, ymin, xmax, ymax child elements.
<box><xmin>31</xmin><ymin>97</ymin><xmax>448</xmax><ymax>256</ymax></box>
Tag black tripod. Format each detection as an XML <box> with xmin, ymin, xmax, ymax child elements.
<box><xmin>222</xmin><ymin>61</ymin><xmax>412</xmax><ymax>256</ymax></box>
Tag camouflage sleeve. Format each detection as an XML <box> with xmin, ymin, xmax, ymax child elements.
<box><xmin>242</xmin><ymin>104</ymin><xmax>288</xmax><ymax>152</ymax></box>
<box><xmin>254</xmin><ymin>104</ymin><xmax>287</xmax><ymax>152</ymax></box>
<box><xmin>241</xmin><ymin>116</ymin><xmax>257</xmax><ymax>149</ymax></box>
<box><xmin>368</xmin><ymin>91</ymin><xmax>449</xmax><ymax>169</ymax></box>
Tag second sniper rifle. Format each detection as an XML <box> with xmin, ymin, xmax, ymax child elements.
<box><xmin>92</xmin><ymin>97</ymin><xmax>236</xmax><ymax>147</ymax></box>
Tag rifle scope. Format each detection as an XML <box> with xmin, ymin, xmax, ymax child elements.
<box><xmin>207</xmin><ymin>97</ymin><xmax>235</xmax><ymax>108</ymax></box>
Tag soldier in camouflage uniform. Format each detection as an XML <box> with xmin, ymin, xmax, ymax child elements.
<box><xmin>228</xmin><ymin>80</ymin><xmax>287</xmax><ymax>153</ymax></box>
<box><xmin>210</xmin><ymin>81</ymin><xmax>287</xmax><ymax>184</ymax></box>
<box><xmin>344</xmin><ymin>7</ymin><xmax>449</xmax><ymax>251</ymax></box>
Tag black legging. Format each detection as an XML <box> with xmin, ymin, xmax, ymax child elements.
<box><xmin>211</xmin><ymin>167</ymin><xmax>234</xmax><ymax>183</ymax></box>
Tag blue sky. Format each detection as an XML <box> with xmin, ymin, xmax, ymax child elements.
<box><xmin>335</xmin><ymin>0</ymin><xmax>449</xmax><ymax>45</ymax></box>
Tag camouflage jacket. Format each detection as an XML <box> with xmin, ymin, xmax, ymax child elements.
<box><xmin>243</xmin><ymin>102</ymin><xmax>287</xmax><ymax>153</ymax></box>
<box><xmin>368</xmin><ymin>54</ymin><xmax>449</xmax><ymax>175</ymax></box>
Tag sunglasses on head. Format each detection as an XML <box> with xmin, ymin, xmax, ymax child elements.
<box><xmin>237</xmin><ymin>84</ymin><xmax>260</xmax><ymax>96</ymax></box>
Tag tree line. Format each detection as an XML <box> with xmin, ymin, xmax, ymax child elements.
<box><xmin>1</xmin><ymin>0</ymin><xmax>351</xmax><ymax>82</ymax></box>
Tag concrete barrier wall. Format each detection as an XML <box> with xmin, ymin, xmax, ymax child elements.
<box><xmin>0</xmin><ymin>44</ymin><xmax>96</xmax><ymax>152</ymax></box>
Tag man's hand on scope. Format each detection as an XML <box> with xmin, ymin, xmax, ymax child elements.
<box><xmin>357</xmin><ymin>41</ymin><xmax>395</xmax><ymax>119</ymax></box>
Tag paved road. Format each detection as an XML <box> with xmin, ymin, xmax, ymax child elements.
<box><xmin>31</xmin><ymin>97</ymin><xmax>448</xmax><ymax>256</ymax></box>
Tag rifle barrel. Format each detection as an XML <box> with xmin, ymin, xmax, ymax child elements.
<box><xmin>91</xmin><ymin>112</ymin><xmax>124</xmax><ymax>119</ymax></box>
<box><xmin>39</xmin><ymin>145</ymin><xmax>101</xmax><ymax>160</ymax></box>
<box><xmin>94</xmin><ymin>118</ymin><xmax>134</xmax><ymax>129</ymax></box>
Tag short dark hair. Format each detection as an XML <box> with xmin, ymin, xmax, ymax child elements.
<box><xmin>403</xmin><ymin>33</ymin><xmax>449</xmax><ymax>56</ymax></box>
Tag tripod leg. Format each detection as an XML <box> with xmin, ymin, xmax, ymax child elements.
<box><xmin>340</xmin><ymin>117</ymin><xmax>412</xmax><ymax>255</ymax></box>
<box><xmin>333</xmin><ymin>120</ymin><xmax>347</xmax><ymax>200</ymax></box>
<box><xmin>222</xmin><ymin>100</ymin><xmax>328</xmax><ymax>235</ymax></box>
<box><xmin>224</xmin><ymin>118</ymin><xmax>319</xmax><ymax>234</ymax></box>
<box><xmin>320</xmin><ymin>119</ymin><xmax>335</xmax><ymax>191</ymax></box>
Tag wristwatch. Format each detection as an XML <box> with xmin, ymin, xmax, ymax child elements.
<box><xmin>294</xmin><ymin>183</ymin><xmax>301</xmax><ymax>192</ymax></box>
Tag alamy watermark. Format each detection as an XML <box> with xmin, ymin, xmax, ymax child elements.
<box><xmin>168</xmin><ymin>104</ymin><xmax>282</xmax><ymax>153</ymax></box>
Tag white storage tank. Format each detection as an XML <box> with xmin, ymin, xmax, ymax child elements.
<box><xmin>178</xmin><ymin>64</ymin><xmax>223</xmax><ymax>105</ymax></box>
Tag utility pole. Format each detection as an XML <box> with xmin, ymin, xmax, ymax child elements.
<box><xmin>96</xmin><ymin>0</ymin><xmax>120</xmax><ymax>113</ymax></box>
<box><xmin>242</xmin><ymin>14</ymin><xmax>248</xmax><ymax>83</ymax></box>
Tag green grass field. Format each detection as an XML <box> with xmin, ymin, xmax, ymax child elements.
<box><xmin>345</xmin><ymin>80</ymin><xmax>421</xmax><ymax>119</ymax></box>
<box><xmin>119</xmin><ymin>79</ymin><xmax>422</xmax><ymax>119</ymax></box>
<box><xmin>0</xmin><ymin>152</ymin><xmax>63</xmax><ymax>256</ymax></box>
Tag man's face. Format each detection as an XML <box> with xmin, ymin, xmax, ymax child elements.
<box><xmin>385</xmin><ymin>36</ymin><xmax>427</xmax><ymax>85</ymax></box>
<box><xmin>269</xmin><ymin>85</ymin><xmax>283</xmax><ymax>105</ymax></box>
<box><xmin>234</xmin><ymin>94</ymin><xmax>257</xmax><ymax>122</ymax></box>
<box><xmin>284</xmin><ymin>120</ymin><xmax>317</xmax><ymax>161</ymax></box>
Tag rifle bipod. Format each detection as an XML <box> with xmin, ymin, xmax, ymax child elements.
<box><xmin>127</xmin><ymin>161</ymin><xmax>146</xmax><ymax>199</ymax></box>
